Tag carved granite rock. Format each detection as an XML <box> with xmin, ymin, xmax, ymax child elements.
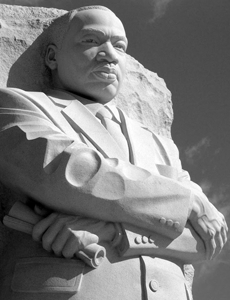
<box><xmin>0</xmin><ymin>3</ymin><xmax>173</xmax><ymax>255</ymax></box>
<box><xmin>0</xmin><ymin>5</ymin><xmax>197</xmax><ymax>297</ymax></box>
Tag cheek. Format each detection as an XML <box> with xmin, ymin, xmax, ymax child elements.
<box><xmin>78</xmin><ymin>48</ymin><xmax>98</xmax><ymax>67</ymax></box>
<box><xmin>118</xmin><ymin>59</ymin><xmax>127</xmax><ymax>81</ymax></box>
<box><xmin>69</xmin><ymin>50</ymin><xmax>96</xmax><ymax>76</ymax></box>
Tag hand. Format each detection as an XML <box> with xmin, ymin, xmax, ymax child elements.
<box><xmin>34</xmin><ymin>203</ymin><xmax>51</xmax><ymax>217</ymax></box>
<box><xmin>32</xmin><ymin>213</ymin><xmax>116</xmax><ymax>258</ymax></box>
<box><xmin>188</xmin><ymin>192</ymin><xmax>228</xmax><ymax>260</ymax></box>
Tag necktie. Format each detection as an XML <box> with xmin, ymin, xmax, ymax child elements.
<box><xmin>96</xmin><ymin>106</ymin><xmax>130</xmax><ymax>161</ymax></box>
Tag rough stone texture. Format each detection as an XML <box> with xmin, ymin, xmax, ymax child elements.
<box><xmin>0</xmin><ymin>3</ymin><xmax>173</xmax><ymax>259</ymax></box>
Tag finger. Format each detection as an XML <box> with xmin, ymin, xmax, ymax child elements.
<box><xmin>51</xmin><ymin>226</ymin><xmax>72</xmax><ymax>256</ymax></box>
<box><xmin>212</xmin><ymin>233</ymin><xmax>224</xmax><ymax>260</ymax></box>
<box><xmin>34</xmin><ymin>204</ymin><xmax>51</xmax><ymax>217</ymax></box>
<box><xmin>220</xmin><ymin>214</ymin><xmax>228</xmax><ymax>233</ymax></box>
<box><xmin>32</xmin><ymin>213</ymin><xmax>58</xmax><ymax>242</ymax></box>
<box><xmin>224</xmin><ymin>218</ymin><xmax>228</xmax><ymax>232</ymax></box>
<box><xmin>209</xmin><ymin>237</ymin><xmax>216</xmax><ymax>260</ymax></box>
<box><xmin>62</xmin><ymin>231</ymin><xmax>98</xmax><ymax>259</ymax></box>
<box><xmin>195</xmin><ymin>218</ymin><xmax>213</xmax><ymax>260</ymax></box>
<box><xmin>61</xmin><ymin>233</ymin><xmax>82</xmax><ymax>258</ymax></box>
<box><xmin>41</xmin><ymin>216</ymin><xmax>68</xmax><ymax>252</ymax></box>
<box><xmin>221</xmin><ymin>226</ymin><xmax>228</xmax><ymax>245</ymax></box>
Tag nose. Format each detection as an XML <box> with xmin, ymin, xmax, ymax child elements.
<box><xmin>96</xmin><ymin>42</ymin><xmax>119</xmax><ymax>64</ymax></box>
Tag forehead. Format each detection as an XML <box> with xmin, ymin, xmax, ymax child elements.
<box><xmin>66</xmin><ymin>9</ymin><xmax>126</xmax><ymax>40</ymax></box>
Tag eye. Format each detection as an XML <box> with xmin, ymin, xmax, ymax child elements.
<box><xmin>114</xmin><ymin>42</ymin><xmax>127</xmax><ymax>53</ymax></box>
<box><xmin>81</xmin><ymin>38</ymin><xmax>98</xmax><ymax>44</ymax></box>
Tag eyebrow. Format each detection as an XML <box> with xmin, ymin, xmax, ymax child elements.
<box><xmin>79</xmin><ymin>28</ymin><xmax>128</xmax><ymax>44</ymax></box>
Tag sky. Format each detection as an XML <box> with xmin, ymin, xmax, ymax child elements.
<box><xmin>1</xmin><ymin>0</ymin><xmax>230</xmax><ymax>299</ymax></box>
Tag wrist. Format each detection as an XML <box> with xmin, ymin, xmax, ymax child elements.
<box><xmin>188</xmin><ymin>192</ymin><xmax>195</xmax><ymax>219</ymax></box>
<box><xmin>111</xmin><ymin>223</ymin><xmax>123</xmax><ymax>247</ymax></box>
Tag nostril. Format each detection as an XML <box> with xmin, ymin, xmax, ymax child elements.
<box><xmin>96</xmin><ymin>51</ymin><xmax>108</xmax><ymax>61</ymax></box>
<box><xmin>96</xmin><ymin>48</ymin><xmax>119</xmax><ymax>64</ymax></box>
<box><xmin>97</xmin><ymin>51</ymin><xmax>106</xmax><ymax>57</ymax></box>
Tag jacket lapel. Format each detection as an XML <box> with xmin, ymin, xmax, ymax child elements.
<box><xmin>118</xmin><ymin>109</ymin><xmax>160</xmax><ymax>173</ymax></box>
<box><xmin>119</xmin><ymin>109</ymin><xmax>179</xmax><ymax>178</ymax></box>
<box><xmin>48</xmin><ymin>90</ymin><xmax>127</xmax><ymax>161</ymax></box>
<box><xmin>13</xmin><ymin>89</ymin><xmax>81</xmax><ymax>142</ymax></box>
<box><xmin>117</xmin><ymin>108</ymin><xmax>136</xmax><ymax>165</ymax></box>
<box><xmin>62</xmin><ymin>101</ymin><xmax>127</xmax><ymax>160</ymax></box>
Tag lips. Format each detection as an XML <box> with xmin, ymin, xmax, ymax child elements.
<box><xmin>93</xmin><ymin>66</ymin><xmax>118</xmax><ymax>82</ymax></box>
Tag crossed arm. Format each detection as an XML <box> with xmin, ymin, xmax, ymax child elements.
<box><xmin>31</xmin><ymin>176</ymin><xmax>227</xmax><ymax>262</ymax></box>
<box><xmin>0</xmin><ymin>88</ymin><xmax>227</xmax><ymax>262</ymax></box>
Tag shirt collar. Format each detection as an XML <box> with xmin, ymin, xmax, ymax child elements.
<box><xmin>47</xmin><ymin>89</ymin><xmax>121</xmax><ymax>122</ymax></box>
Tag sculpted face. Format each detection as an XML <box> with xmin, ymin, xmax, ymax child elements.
<box><xmin>47</xmin><ymin>9</ymin><xmax>128</xmax><ymax>103</ymax></box>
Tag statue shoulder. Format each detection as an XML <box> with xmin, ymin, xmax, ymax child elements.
<box><xmin>0</xmin><ymin>87</ymin><xmax>52</xmax><ymax>109</ymax></box>
<box><xmin>0</xmin><ymin>87</ymin><xmax>46</xmax><ymax>99</ymax></box>
<box><xmin>0</xmin><ymin>87</ymin><xmax>28</xmax><ymax>106</ymax></box>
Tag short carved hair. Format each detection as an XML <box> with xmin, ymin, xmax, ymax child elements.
<box><xmin>45</xmin><ymin>6</ymin><xmax>114</xmax><ymax>50</ymax></box>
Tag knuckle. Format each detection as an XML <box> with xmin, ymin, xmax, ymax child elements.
<box><xmin>63</xmin><ymin>223</ymin><xmax>71</xmax><ymax>231</ymax></box>
<box><xmin>208</xmin><ymin>229</ymin><xmax>216</xmax><ymax>238</ymax></box>
<box><xmin>49</xmin><ymin>212</ymin><xmax>59</xmax><ymax>223</ymax></box>
<box><xmin>42</xmin><ymin>236</ymin><xmax>52</xmax><ymax>251</ymax></box>
<box><xmin>32</xmin><ymin>226</ymin><xmax>41</xmax><ymax>241</ymax></box>
<box><xmin>52</xmin><ymin>243</ymin><xmax>61</xmax><ymax>254</ymax></box>
<box><xmin>220</xmin><ymin>212</ymin><xmax>225</xmax><ymax>219</ymax></box>
<box><xmin>217</xmin><ymin>234</ymin><xmax>223</xmax><ymax>246</ymax></box>
<box><xmin>53</xmin><ymin>250</ymin><xmax>62</xmax><ymax>257</ymax></box>
<box><xmin>219</xmin><ymin>242</ymin><xmax>224</xmax><ymax>250</ymax></box>
<box><xmin>55</xmin><ymin>219</ymin><xmax>65</xmax><ymax>228</ymax></box>
<box><xmin>73</xmin><ymin>231</ymin><xmax>84</xmax><ymax>241</ymax></box>
<box><xmin>62</xmin><ymin>250</ymin><xmax>73</xmax><ymax>259</ymax></box>
<box><xmin>74</xmin><ymin>232</ymin><xmax>86</xmax><ymax>249</ymax></box>
<box><xmin>42</xmin><ymin>243</ymin><xmax>51</xmax><ymax>252</ymax></box>
<box><xmin>50</xmin><ymin>212</ymin><xmax>58</xmax><ymax>218</ymax></box>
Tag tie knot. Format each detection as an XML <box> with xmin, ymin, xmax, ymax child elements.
<box><xmin>96</xmin><ymin>106</ymin><xmax>113</xmax><ymax>119</ymax></box>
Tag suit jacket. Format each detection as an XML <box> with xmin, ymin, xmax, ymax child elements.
<box><xmin>0</xmin><ymin>88</ymin><xmax>205</xmax><ymax>300</ymax></box>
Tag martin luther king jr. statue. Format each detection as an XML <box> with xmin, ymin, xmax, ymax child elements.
<box><xmin>0</xmin><ymin>5</ymin><xmax>228</xmax><ymax>300</ymax></box>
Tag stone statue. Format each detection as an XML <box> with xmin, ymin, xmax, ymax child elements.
<box><xmin>0</xmin><ymin>5</ymin><xmax>227</xmax><ymax>300</ymax></box>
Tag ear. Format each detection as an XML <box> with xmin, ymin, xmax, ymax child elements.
<box><xmin>45</xmin><ymin>44</ymin><xmax>58</xmax><ymax>70</ymax></box>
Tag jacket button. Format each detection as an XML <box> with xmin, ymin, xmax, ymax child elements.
<box><xmin>174</xmin><ymin>221</ymin><xmax>180</xmax><ymax>229</ymax></box>
<box><xmin>159</xmin><ymin>217</ymin><xmax>166</xmax><ymax>224</ymax></box>
<box><xmin>148</xmin><ymin>236</ymin><xmax>154</xmax><ymax>243</ymax></box>
<box><xmin>166</xmin><ymin>219</ymin><xmax>173</xmax><ymax>227</ymax></box>
<box><xmin>142</xmin><ymin>236</ymin><xmax>148</xmax><ymax>244</ymax></box>
<box><xmin>134</xmin><ymin>236</ymin><xmax>142</xmax><ymax>244</ymax></box>
<box><xmin>149</xmin><ymin>280</ymin><xmax>159</xmax><ymax>292</ymax></box>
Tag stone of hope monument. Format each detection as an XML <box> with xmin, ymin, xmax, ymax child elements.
<box><xmin>0</xmin><ymin>4</ymin><xmax>228</xmax><ymax>300</ymax></box>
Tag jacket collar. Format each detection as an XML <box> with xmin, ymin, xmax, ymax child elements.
<box><xmin>47</xmin><ymin>89</ymin><xmax>127</xmax><ymax>161</ymax></box>
<box><xmin>47</xmin><ymin>89</ymin><xmax>121</xmax><ymax>121</ymax></box>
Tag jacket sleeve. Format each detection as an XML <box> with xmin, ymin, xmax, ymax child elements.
<box><xmin>118</xmin><ymin>222</ymin><xmax>206</xmax><ymax>263</ymax></box>
<box><xmin>116</xmin><ymin>146</ymin><xmax>207</xmax><ymax>262</ymax></box>
<box><xmin>0</xmin><ymin>88</ymin><xmax>195</xmax><ymax>239</ymax></box>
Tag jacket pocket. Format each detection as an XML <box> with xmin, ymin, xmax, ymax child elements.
<box><xmin>11</xmin><ymin>257</ymin><xmax>84</xmax><ymax>294</ymax></box>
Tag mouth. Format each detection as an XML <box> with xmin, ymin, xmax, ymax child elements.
<box><xmin>93</xmin><ymin>66</ymin><xmax>118</xmax><ymax>82</ymax></box>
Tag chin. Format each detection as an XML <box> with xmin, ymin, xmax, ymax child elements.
<box><xmin>95</xmin><ymin>85</ymin><xmax>120</xmax><ymax>104</ymax></box>
<box><xmin>95</xmin><ymin>95</ymin><xmax>116</xmax><ymax>104</ymax></box>
<box><xmin>74</xmin><ymin>82</ymin><xmax>121</xmax><ymax>103</ymax></box>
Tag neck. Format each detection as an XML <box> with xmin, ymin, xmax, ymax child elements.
<box><xmin>49</xmin><ymin>88</ymin><xmax>113</xmax><ymax>106</ymax></box>
<box><xmin>47</xmin><ymin>88</ymin><xmax>112</xmax><ymax>115</ymax></box>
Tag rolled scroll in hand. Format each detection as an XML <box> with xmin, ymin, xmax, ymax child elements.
<box><xmin>3</xmin><ymin>201</ymin><xmax>106</xmax><ymax>268</ymax></box>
